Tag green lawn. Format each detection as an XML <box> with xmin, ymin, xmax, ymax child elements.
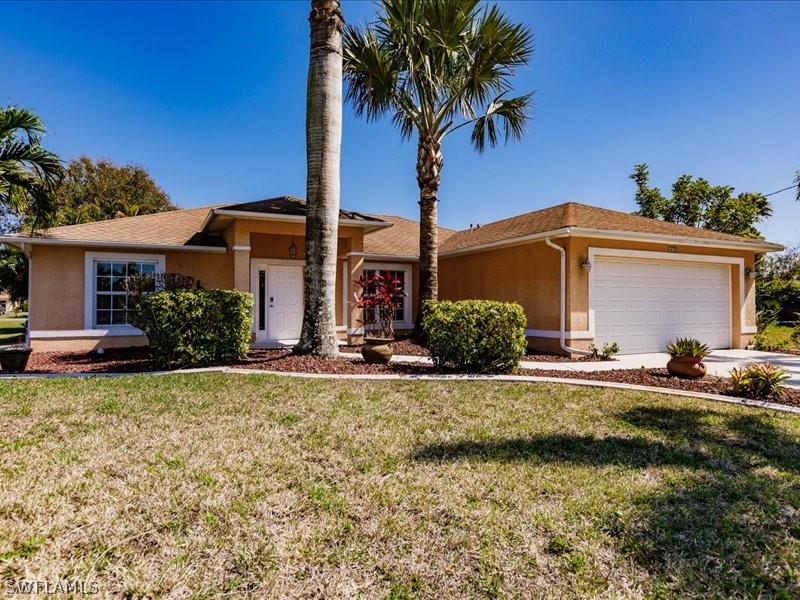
<box><xmin>759</xmin><ymin>323</ymin><xmax>799</xmax><ymax>351</ymax></box>
<box><xmin>1</xmin><ymin>374</ymin><xmax>799</xmax><ymax>598</ymax></box>
<box><xmin>0</xmin><ymin>313</ymin><xmax>26</xmax><ymax>344</ymax></box>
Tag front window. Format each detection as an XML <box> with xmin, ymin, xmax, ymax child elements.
<box><xmin>94</xmin><ymin>260</ymin><xmax>157</xmax><ymax>326</ymax></box>
<box><xmin>363</xmin><ymin>267</ymin><xmax>409</xmax><ymax>324</ymax></box>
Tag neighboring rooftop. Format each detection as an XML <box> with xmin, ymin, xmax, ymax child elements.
<box><xmin>440</xmin><ymin>202</ymin><xmax>783</xmax><ymax>253</ymax></box>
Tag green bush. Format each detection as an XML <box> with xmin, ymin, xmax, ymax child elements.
<box><xmin>729</xmin><ymin>363</ymin><xmax>790</xmax><ymax>400</ymax></box>
<box><xmin>422</xmin><ymin>300</ymin><xmax>527</xmax><ymax>373</ymax></box>
<box><xmin>136</xmin><ymin>289</ymin><xmax>253</xmax><ymax>368</ymax></box>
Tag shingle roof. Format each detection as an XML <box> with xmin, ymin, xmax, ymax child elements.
<box><xmin>7</xmin><ymin>206</ymin><xmax>225</xmax><ymax>247</ymax></box>
<box><xmin>363</xmin><ymin>214</ymin><xmax>456</xmax><ymax>257</ymax></box>
<box><xmin>221</xmin><ymin>196</ymin><xmax>386</xmax><ymax>223</ymax></box>
<box><xmin>439</xmin><ymin>202</ymin><xmax>780</xmax><ymax>253</ymax></box>
<box><xmin>1</xmin><ymin>200</ymin><xmax>779</xmax><ymax>255</ymax></box>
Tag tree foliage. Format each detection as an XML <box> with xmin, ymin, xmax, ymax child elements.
<box><xmin>0</xmin><ymin>246</ymin><xmax>28</xmax><ymax>303</ymax></box>
<box><xmin>0</xmin><ymin>105</ymin><xmax>64</xmax><ymax>230</ymax></box>
<box><xmin>630</xmin><ymin>164</ymin><xmax>772</xmax><ymax>238</ymax></box>
<box><xmin>343</xmin><ymin>0</ymin><xmax>534</xmax><ymax>319</ymax></box>
<box><xmin>46</xmin><ymin>155</ymin><xmax>176</xmax><ymax>227</ymax></box>
<box><xmin>756</xmin><ymin>243</ymin><xmax>800</xmax><ymax>324</ymax></box>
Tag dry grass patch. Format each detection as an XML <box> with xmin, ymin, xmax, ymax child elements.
<box><xmin>1</xmin><ymin>374</ymin><xmax>799</xmax><ymax>598</ymax></box>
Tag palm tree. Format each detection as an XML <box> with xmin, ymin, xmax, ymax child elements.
<box><xmin>795</xmin><ymin>169</ymin><xmax>799</xmax><ymax>202</ymax></box>
<box><xmin>0</xmin><ymin>105</ymin><xmax>63</xmax><ymax>230</ymax></box>
<box><xmin>294</xmin><ymin>0</ymin><xmax>345</xmax><ymax>358</ymax></box>
<box><xmin>343</xmin><ymin>0</ymin><xmax>534</xmax><ymax>326</ymax></box>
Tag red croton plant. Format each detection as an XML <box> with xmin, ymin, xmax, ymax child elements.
<box><xmin>353</xmin><ymin>271</ymin><xmax>406</xmax><ymax>340</ymax></box>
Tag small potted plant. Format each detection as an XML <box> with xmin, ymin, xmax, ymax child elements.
<box><xmin>353</xmin><ymin>271</ymin><xmax>406</xmax><ymax>364</ymax></box>
<box><xmin>0</xmin><ymin>344</ymin><xmax>33</xmax><ymax>373</ymax></box>
<box><xmin>666</xmin><ymin>337</ymin><xmax>710</xmax><ymax>379</ymax></box>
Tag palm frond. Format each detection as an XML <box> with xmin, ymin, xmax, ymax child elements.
<box><xmin>0</xmin><ymin>105</ymin><xmax>47</xmax><ymax>145</ymax></box>
<box><xmin>470</xmin><ymin>93</ymin><xmax>534</xmax><ymax>153</ymax></box>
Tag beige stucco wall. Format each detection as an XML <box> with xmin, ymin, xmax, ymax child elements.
<box><xmin>28</xmin><ymin>218</ymin><xmax>368</xmax><ymax>351</ymax></box>
<box><xmin>439</xmin><ymin>236</ymin><xmax>759</xmax><ymax>354</ymax></box>
<box><xmin>439</xmin><ymin>241</ymin><xmax>562</xmax><ymax>332</ymax></box>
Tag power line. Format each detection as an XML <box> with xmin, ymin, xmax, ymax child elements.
<box><xmin>764</xmin><ymin>184</ymin><xmax>797</xmax><ymax>198</ymax></box>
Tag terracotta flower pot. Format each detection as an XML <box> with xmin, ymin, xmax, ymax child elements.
<box><xmin>0</xmin><ymin>346</ymin><xmax>32</xmax><ymax>373</ymax></box>
<box><xmin>666</xmin><ymin>355</ymin><xmax>707</xmax><ymax>379</ymax></box>
<box><xmin>362</xmin><ymin>337</ymin><xmax>393</xmax><ymax>365</ymax></box>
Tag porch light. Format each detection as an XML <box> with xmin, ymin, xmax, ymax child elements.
<box><xmin>580</xmin><ymin>258</ymin><xmax>592</xmax><ymax>273</ymax></box>
<box><xmin>288</xmin><ymin>237</ymin><xmax>297</xmax><ymax>258</ymax></box>
<box><xmin>745</xmin><ymin>267</ymin><xmax>756</xmax><ymax>280</ymax></box>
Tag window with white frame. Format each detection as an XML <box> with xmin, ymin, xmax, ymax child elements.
<box><xmin>363</xmin><ymin>263</ymin><xmax>412</xmax><ymax>327</ymax></box>
<box><xmin>85</xmin><ymin>252</ymin><xmax>165</xmax><ymax>330</ymax></box>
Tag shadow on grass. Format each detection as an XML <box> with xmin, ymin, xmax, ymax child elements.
<box><xmin>413</xmin><ymin>406</ymin><xmax>800</xmax><ymax>596</ymax></box>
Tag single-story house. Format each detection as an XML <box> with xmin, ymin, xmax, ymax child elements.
<box><xmin>0</xmin><ymin>197</ymin><xmax>783</xmax><ymax>355</ymax></box>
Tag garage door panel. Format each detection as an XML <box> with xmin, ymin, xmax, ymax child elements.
<box><xmin>593</xmin><ymin>257</ymin><xmax>730</xmax><ymax>354</ymax></box>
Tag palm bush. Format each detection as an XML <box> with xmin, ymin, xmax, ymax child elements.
<box><xmin>729</xmin><ymin>363</ymin><xmax>790</xmax><ymax>400</ymax></box>
<box><xmin>667</xmin><ymin>338</ymin><xmax>710</xmax><ymax>359</ymax></box>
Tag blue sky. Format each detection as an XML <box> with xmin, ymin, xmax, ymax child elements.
<box><xmin>2</xmin><ymin>1</ymin><xmax>798</xmax><ymax>244</ymax></box>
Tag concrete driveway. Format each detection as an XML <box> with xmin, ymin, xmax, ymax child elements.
<box><xmin>520</xmin><ymin>349</ymin><xmax>800</xmax><ymax>389</ymax></box>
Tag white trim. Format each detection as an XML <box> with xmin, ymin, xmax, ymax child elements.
<box><xmin>363</xmin><ymin>261</ymin><xmax>414</xmax><ymax>329</ymax></box>
<box><xmin>525</xmin><ymin>329</ymin><xmax>593</xmax><ymax>340</ymax></box>
<box><xmin>347</xmin><ymin>252</ymin><xmax>419</xmax><ymax>262</ymax></box>
<box><xmin>84</xmin><ymin>251</ymin><xmax>166</xmax><ymax>331</ymax></box>
<box><xmin>0</xmin><ymin>236</ymin><xmax>226</xmax><ymax>253</ymax></box>
<box><xmin>587</xmin><ymin>247</ymin><xmax>747</xmax><ymax>347</ymax></box>
<box><xmin>31</xmin><ymin>328</ymin><xmax>146</xmax><ymax>339</ymax></box>
<box><xmin>232</xmin><ymin>245</ymin><xmax>251</xmax><ymax>251</ymax></box>
<box><xmin>336</xmin><ymin>326</ymin><xmax>346</xmax><ymax>333</ymax></box>
<box><xmin>742</xmin><ymin>325</ymin><xmax>757</xmax><ymax>335</ymax></box>
<box><xmin>341</xmin><ymin>259</ymin><xmax>348</xmax><ymax>327</ymax></box>
<box><xmin>438</xmin><ymin>226</ymin><xmax>782</xmax><ymax>258</ymax></box>
<box><xmin>249</xmin><ymin>258</ymin><xmax>305</xmax><ymax>342</ymax></box>
<box><xmin>440</xmin><ymin>228</ymin><xmax>572</xmax><ymax>258</ymax></box>
<box><xmin>571</xmin><ymin>227</ymin><xmax>782</xmax><ymax>252</ymax></box>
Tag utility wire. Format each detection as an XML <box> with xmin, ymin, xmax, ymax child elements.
<box><xmin>764</xmin><ymin>184</ymin><xmax>796</xmax><ymax>198</ymax></box>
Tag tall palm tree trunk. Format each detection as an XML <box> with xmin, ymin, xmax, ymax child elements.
<box><xmin>295</xmin><ymin>0</ymin><xmax>344</xmax><ymax>358</ymax></box>
<box><xmin>415</xmin><ymin>134</ymin><xmax>443</xmax><ymax>332</ymax></box>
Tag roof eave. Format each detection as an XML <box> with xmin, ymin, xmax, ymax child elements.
<box><xmin>0</xmin><ymin>236</ymin><xmax>228</xmax><ymax>253</ymax></box>
<box><xmin>207</xmin><ymin>208</ymin><xmax>392</xmax><ymax>230</ymax></box>
<box><xmin>439</xmin><ymin>227</ymin><xmax>783</xmax><ymax>258</ymax></box>
<box><xmin>568</xmin><ymin>227</ymin><xmax>785</xmax><ymax>252</ymax></box>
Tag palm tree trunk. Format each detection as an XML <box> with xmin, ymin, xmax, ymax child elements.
<box><xmin>295</xmin><ymin>0</ymin><xmax>344</xmax><ymax>358</ymax></box>
<box><xmin>415</xmin><ymin>134</ymin><xmax>443</xmax><ymax>333</ymax></box>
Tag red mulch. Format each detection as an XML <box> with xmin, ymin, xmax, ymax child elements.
<box><xmin>6</xmin><ymin>348</ymin><xmax>799</xmax><ymax>409</ymax></box>
<box><xmin>341</xmin><ymin>335</ymin><xmax>430</xmax><ymax>357</ymax></box>
<box><xmin>522</xmin><ymin>367</ymin><xmax>800</xmax><ymax>408</ymax></box>
<box><xmin>524</xmin><ymin>352</ymin><xmax>608</xmax><ymax>363</ymax></box>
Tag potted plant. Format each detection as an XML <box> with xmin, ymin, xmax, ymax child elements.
<box><xmin>353</xmin><ymin>270</ymin><xmax>406</xmax><ymax>364</ymax></box>
<box><xmin>0</xmin><ymin>344</ymin><xmax>32</xmax><ymax>373</ymax></box>
<box><xmin>666</xmin><ymin>337</ymin><xmax>710</xmax><ymax>379</ymax></box>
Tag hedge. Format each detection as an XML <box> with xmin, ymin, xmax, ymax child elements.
<box><xmin>422</xmin><ymin>300</ymin><xmax>527</xmax><ymax>373</ymax></box>
<box><xmin>135</xmin><ymin>289</ymin><xmax>253</xmax><ymax>368</ymax></box>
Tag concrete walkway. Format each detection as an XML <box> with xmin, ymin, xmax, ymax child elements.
<box><xmin>341</xmin><ymin>349</ymin><xmax>800</xmax><ymax>389</ymax></box>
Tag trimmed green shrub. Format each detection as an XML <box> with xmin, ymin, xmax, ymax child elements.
<box><xmin>136</xmin><ymin>289</ymin><xmax>253</xmax><ymax>368</ymax></box>
<box><xmin>422</xmin><ymin>300</ymin><xmax>527</xmax><ymax>373</ymax></box>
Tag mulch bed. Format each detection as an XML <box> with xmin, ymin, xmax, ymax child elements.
<box><xmin>341</xmin><ymin>335</ymin><xmax>430</xmax><ymax>357</ymax></box>
<box><xmin>524</xmin><ymin>352</ymin><xmax>608</xmax><ymax>363</ymax></box>
<box><xmin>6</xmin><ymin>348</ymin><xmax>798</xmax><ymax>409</ymax></box>
<box><xmin>521</xmin><ymin>367</ymin><xmax>800</xmax><ymax>408</ymax></box>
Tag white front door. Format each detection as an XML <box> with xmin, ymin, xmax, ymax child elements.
<box><xmin>252</xmin><ymin>262</ymin><xmax>303</xmax><ymax>342</ymax></box>
<box><xmin>268</xmin><ymin>265</ymin><xmax>303</xmax><ymax>340</ymax></box>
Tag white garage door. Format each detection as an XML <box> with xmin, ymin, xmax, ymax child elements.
<box><xmin>592</xmin><ymin>257</ymin><xmax>730</xmax><ymax>354</ymax></box>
